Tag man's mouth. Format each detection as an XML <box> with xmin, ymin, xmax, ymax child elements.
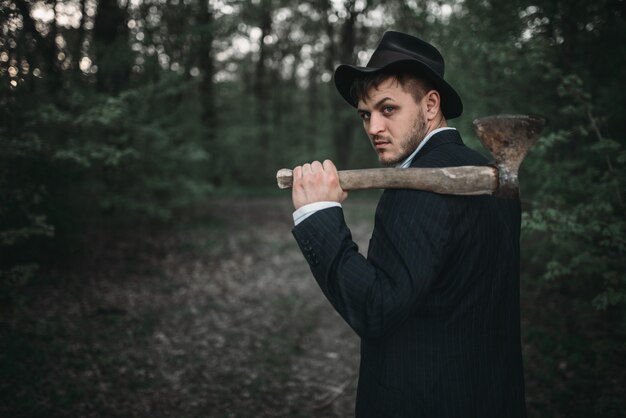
<box><xmin>373</xmin><ymin>139</ymin><xmax>392</xmax><ymax>149</ymax></box>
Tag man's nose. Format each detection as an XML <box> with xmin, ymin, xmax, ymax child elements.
<box><xmin>367</xmin><ymin>113</ymin><xmax>385</xmax><ymax>136</ymax></box>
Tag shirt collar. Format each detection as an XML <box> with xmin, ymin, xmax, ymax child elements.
<box><xmin>398</xmin><ymin>127</ymin><xmax>456</xmax><ymax>168</ymax></box>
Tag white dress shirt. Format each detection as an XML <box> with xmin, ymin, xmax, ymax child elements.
<box><xmin>292</xmin><ymin>127</ymin><xmax>456</xmax><ymax>225</ymax></box>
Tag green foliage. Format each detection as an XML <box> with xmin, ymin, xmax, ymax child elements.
<box><xmin>0</xmin><ymin>73</ymin><xmax>211</xmax><ymax>295</ymax></box>
<box><xmin>522</xmin><ymin>74</ymin><xmax>626</xmax><ymax>308</ymax></box>
<box><xmin>520</xmin><ymin>73</ymin><xmax>626</xmax><ymax>416</ymax></box>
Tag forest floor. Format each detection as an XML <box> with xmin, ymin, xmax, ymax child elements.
<box><xmin>1</xmin><ymin>196</ymin><xmax>379</xmax><ymax>418</ymax></box>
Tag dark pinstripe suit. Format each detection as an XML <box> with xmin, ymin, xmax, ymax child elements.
<box><xmin>293</xmin><ymin>130</ymin><xmax>527</xmax><ymax>417</ymax></box>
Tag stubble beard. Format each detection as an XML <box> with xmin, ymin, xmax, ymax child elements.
<box><xmin>378</xmin><ymin>111</ymin><xmax>429</xmax><ymax>167</ymax></box>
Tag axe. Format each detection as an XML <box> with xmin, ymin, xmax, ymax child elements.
<box><xmin>276</xmin><ymin>114</ymin><xmax>545</xmax><ymax>198</ymax></box>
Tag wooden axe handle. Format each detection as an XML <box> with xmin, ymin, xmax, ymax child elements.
<box><xmin>277</xmin><ymin>166</ymin><xmax>498</xmax><ymax>195</ymax></box>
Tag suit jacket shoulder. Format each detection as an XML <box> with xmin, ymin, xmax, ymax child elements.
<box><xmin>411</xmin><ymin>129</ymin><xmax>489</xmax><ymax>168</ymax></box>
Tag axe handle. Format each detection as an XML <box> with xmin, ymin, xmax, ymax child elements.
<box><xmin>277</xmin><ymin>166</ymin><xmax>498</xmax><ymax>196</ymax></box>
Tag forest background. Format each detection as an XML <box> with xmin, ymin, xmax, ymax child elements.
<box><xmin>1</xmin><ymin>0</ymin><xmax>625</xmax><ymax>417</ymax></box>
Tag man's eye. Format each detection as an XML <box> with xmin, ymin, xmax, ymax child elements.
<box><xmin>359</xmin><ymin>112</ymin><xmax>370</xmax><ymax>121</ymax></box>
<box><xmin>382</xmin><ymin>106</ymin><xmax>395</xmax><ymax>114</ymax></box>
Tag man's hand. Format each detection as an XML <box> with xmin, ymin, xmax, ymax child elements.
<box><xmin>292</xmin><ymin>160</ymin><xmax>348</xmax><ymax>210</ymax></box>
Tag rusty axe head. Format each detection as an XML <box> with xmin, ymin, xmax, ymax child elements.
<box><xmin>473</xmin><ymin>114</ymin><xmax>546</xmax><ymax>197</ymax></box>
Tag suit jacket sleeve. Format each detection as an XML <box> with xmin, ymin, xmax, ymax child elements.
<box><xmin>292</xmin><ymin>189</ymin><xmax>452</xmax><ymax>339</ymax></box>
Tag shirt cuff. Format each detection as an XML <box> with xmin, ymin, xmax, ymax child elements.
<box><xmin>293</xmin><ymin>201</ymin><xmax>342</xmax><ymax>226</ymax></box>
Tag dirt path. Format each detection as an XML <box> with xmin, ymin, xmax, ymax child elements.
<box><xmin>1</xmin><ymin>196</ymin><xmax>378</xmax><ymax>418</ymax></box>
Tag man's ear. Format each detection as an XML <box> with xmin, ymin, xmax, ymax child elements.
<box><xmin>424</xmin><ymin>90</ymin><xmax>441</xmax><ymax>120</ymax></box>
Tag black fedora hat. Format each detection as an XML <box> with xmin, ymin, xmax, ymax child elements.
<box><xmin>334</xmin><ymin>31</ymin><xmax>463</xmax><ymax>119</ymax></box>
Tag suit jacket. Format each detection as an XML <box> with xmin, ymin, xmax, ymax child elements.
<box><xmin>292</xmin><ymin>129</ymin><xmax>526</xmax><ymax>418</ymax></box>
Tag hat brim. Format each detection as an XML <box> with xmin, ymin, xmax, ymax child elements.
<box><xmin>334</xmin><ymin>60</ymin><xmax>463</xmax><ymax>119</ymax></box>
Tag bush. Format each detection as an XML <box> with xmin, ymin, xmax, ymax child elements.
<box><xmin>0</xmin><ymin>73</ymin><xmax>212</xmax><ymax>297</ymax></box>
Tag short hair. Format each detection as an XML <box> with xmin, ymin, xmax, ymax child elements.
<box><xmin>349</xmin><ymin>67</ymin><xmax>435</xmax><ymax>106</ymax></box>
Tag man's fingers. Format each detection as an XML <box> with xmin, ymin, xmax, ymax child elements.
<box><xmin>311</xmin><ymin>160</ymin><xmax>323</xmax><ymax>172</ymax></box>
<box><xmin>299</xmin><ymin>160</ymin><xmax>328</xmax><ymax>174</ymax></box>
<box><xmin>322</xmin><ymin>159</ymin><xmax>337</xmax><ymax>172</ymax></box>
<box><xmin>323</xmin><ymin>159</ymin><xmax>342</xmax><ymax>188</ymax></box>
<box><xmin>297</xmin><ymin>160</ymin><xmax>341</xmax><ymax>188</ymax></box>
<box><xmin>291</xmin><ymin>159</ymin><xmax>346</xmax><ymax>209</ymax></box>
<box><xmin>293</xmin><ymin>166</ymin><xmax>302</xmax><ymax>181</ymax></box>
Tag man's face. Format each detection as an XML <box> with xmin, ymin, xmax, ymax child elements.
<box><xmin>357</xmin><ymin>77</ymin><xmax>429</xmax><ymax>166</ymax></box>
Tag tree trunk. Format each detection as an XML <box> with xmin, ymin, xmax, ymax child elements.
<box><xmin>93</xmin><ymin>0</ymin><xmax>130</xmax><ymax>92</ymax></box>
<box><xmin>14</xmin><ymin>0</ymin><xmax>60</xmax><ymax>91</ymax></box>
<box><xmin>197</xmin><ymin>0</ymin><xmax>218</xmax><ymax>184</ymax></box>
<box><xmin>307</xmin><ymin>63</ymin><xmax>319</xmax><ymax>155</ymax></box>
<box><xmin>74</xmin><ymin>0</ymin><xmax>87</xmax><ymax>78</ymax></box>
<box><xmin>254</xmin><ymin>0</ymin><xmax>273</xmax><ymax>170</ymax></box>
<box><xmin>331</xmin><ymin>0</ymin><xmax>359</xmax><ymax>168</ymax></box>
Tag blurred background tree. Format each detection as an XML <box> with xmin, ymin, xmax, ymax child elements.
<box><xmin>1</xmin><ymin>0</ymin><xmax>624</xmax><ymax>416</ymax></box>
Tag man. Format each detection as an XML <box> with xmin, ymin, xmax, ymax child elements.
<box><xmin>291</xmin><ymin>31</ymin><xmax>526</xmax><ymax>417</ymax></box>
